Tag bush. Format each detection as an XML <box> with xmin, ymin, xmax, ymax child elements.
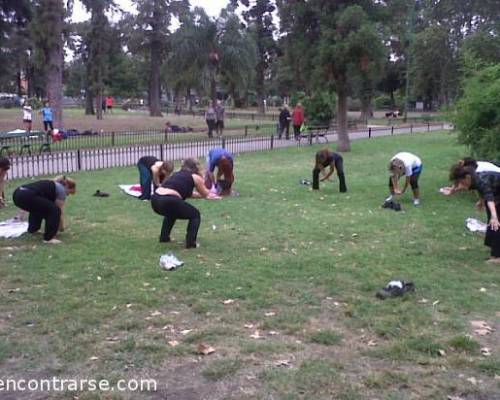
<box><xmin>290</xmin><ymin>91</ymin><xmax>306</xmax><ymax>108</ymax></box>
<box><xmin>454</xmin><ymin>65</ymin><xmax>500</xmax><ymax>159</ymax></box>
<box><xmin>373</xmin><ymin>95</ymin><xmax>393</xmax><ymax>110</ymax></box>
<box><xmin>302</xmin><ymin>91</ymin><xmax>336</xmax><ymax>127</ymax></box>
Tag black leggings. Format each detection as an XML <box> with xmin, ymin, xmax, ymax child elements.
<box><xmin>151</xmin><ymin>194</ymin><xmax>201</xmax><ymax>248</ymax></box>
<box><xmin>485</xmin><ymin>200</ymin><xmax>500</xmax><ymax>257</ymax></box>
<box><xmin>312</xmin><ymin>158</ymin><xmax>347</xmax><ymax>192</ymax></box>
<box><xmin>13</xmin><ymin>188</ymin><xmax>61</xmax><ymax>241</ymax></box>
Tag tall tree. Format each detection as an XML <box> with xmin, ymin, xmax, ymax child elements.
<box><xmin>32</xmin><ymin>0</ymin><xmax>67</xmax><ymax>128</ymax></box>
<box><xmin>80</xmin><ymin>0</ymin><xmax>113</xmax><ymax>120</ymax></box>
<box><xmin>318</xmin><ymin>3</ymin><xmax>384</xmax><ymax>151</ymax></box>
<box><xmin>132</xmin><ymin>0</ymin><xmax>189</xmax><ymax>116</ymax></box>
<box><xmin>233</xmin><ymin>0</ymin><xmax>277</xmax><ymax>113</ymax></box>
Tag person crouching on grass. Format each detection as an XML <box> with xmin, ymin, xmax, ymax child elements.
<box><xmin>205</xmin><ymin>148</ymin><xmax>235</xmax><ymax>196</ymax></box>
<box><xmin>137</xmin><ymin>156</ymin><xmax>174</xmax><ymax>200</ymax></box>
<box><xmin>151</xmin><ymin>158</ymin><xmax>221</xmax><ymax>249</ymax></box>
<box><xmin>12</xmin><ymin>176</ymin><xmax>76</xmax><ymax>244</ymax></box>
<box><xmin>312</xmin><ymin>149</ymin><xmax>347</xmax><ymax>192</ymax></box>
<box><xmin>0</xmin><ymin>157</ymin><xmax>10</xmax><ymax>208</ymax></box>
<box><xmin>449</xmin><ymin>164</ymin><xmax>500</xmax><ymax>264</ymax></box>
<box><xmin>386</xmin><ymin>152</ymin><xmax>422</xmax><ymax>206</ymax></box>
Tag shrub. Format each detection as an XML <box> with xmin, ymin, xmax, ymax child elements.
<box><xmin>302</xmin><ymin>91</ymin><xmax>336</xmax><ymax>126</ymax></box>
<box><xmin>453</xmin><ymin>65</ymin><xmax>500</xmax><ymax>159</ymax></box>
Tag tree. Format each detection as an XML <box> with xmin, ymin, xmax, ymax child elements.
<box><xmin>131</xmin><ymin>0</ymin><xmax>189</xmax><ymax>116</ymax></box>
<box><xmin>233</xmin><ymin>0</ymin><xmax>277</xmax><ymax>113</ymax></box>
<box><xmin>318</xmin><ymin>4</ymin><xmax>384</xmax><ymax>151</ymax></box>
<box><xmin>31</xmin><ymin>0</ymin><xmax>66</xmax><ymax>128</ymax></box>
<box><xmin>454</xmin><ymin>65</ymin><xmax>500</xmax><ymax>160</ymax></box>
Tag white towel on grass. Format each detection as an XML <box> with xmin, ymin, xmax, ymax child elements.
<box><xmin>119</xmin><ymin>184</ymin><xmax>143</xmax><ymax>198</ymax></box>
<box><xmin>0</xmin><ymin>219</ymin><xmax>28</xmax><ymax>238</ymax></box>
<box><xmin>466</xmin><ymin>217</ymin><xmax>487</xmax><ymax>233</ymax></box>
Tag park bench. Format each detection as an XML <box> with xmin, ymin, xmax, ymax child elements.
<box><xmin>299</xmin><ymin>127</ymin><xmax>330</xmax><ymax>144</ymax></box>
<box><xmin>0</xmin><ymin>130</ymin><xmax>49</xmax><ymax>155</ymax></box>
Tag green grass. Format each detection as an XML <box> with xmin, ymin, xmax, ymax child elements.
<box><xmin>0</xmin><ymin>131</ymin><xmax>499</xmax><ymax>399</ymax></box>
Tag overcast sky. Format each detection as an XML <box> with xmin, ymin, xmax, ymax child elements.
<box><xmin>72</xmin><ymin>0</ymin><xmax>230</xmax><ymax>22</ymax></box>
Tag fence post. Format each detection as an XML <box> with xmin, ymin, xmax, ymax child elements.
<box><xmin>160</xmin><ymin>144</ymin><xmax>164</xmax><ymax>160</ymax></box>
<box><xmin>77</xmin><ymin>149</ymin><xmax>81</xmax><ymax>171</ymax></box>
<box><xmin>111</xmin><ymin>131</ymin><xmax>115</xmax><ymax>146</ymax></box>
<box><xmin>391</xmin><ymin>126</ymin><xmax>394</xmax><ymax>136</ymax></box>
<box><xmin>270</xmin><ymin>135</ymin><xmax>274</xmax><ymax>150</ymax></box>
<box><xmin>368</xmin><ymin>127</ymin><xmax>372</xmax><ymax>138</ymax></box>
<box><xmin>427</xmin><ymin>122</ymin><xmax>430</xmax><ymax>132</ymax></box>
<box><xmin>244</xmin><ymin>126</ymin><xmax>248</xmax><ymax>137</ymax></box>
<box><xmin>164</xmin><ymin>131</ymin><xmax>168</xmax><ymax>143</ymax></box>
<box><xmin>410</xmin><ymin>124</ymin><xmax>413</xmax><ymax>134</ymax></box>
<box><xmin>222</xmin><ymin>137</ymin><xmax>226</xmax><ymax>149</ymax></box>
<box><xmin>308</xmin><ymin>132</ymin><xmax>313</xmax><ymax>145</ymax></box>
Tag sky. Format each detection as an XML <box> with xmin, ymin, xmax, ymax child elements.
<box><xmin>72</xmin><ymin>0</ymin><xmax>230</xmax><ymax>23</ymax></box>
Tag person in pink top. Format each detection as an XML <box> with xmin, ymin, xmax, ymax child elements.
<box><xmin>292</xmin><ymin>103</ymin><xmax>305</xmax><ymax>140</ymax></box>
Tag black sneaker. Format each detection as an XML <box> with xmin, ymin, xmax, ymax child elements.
<box><xmin>376</xmin><ymin>280</ymin><xmax>415</xmax><ymax>300</ymax></box>
<box><xmin>93</xmin><ymin>190</ymin><xmax>110</xmax><ymax>197</ymax></box>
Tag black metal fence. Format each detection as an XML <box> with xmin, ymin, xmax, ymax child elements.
<box><xmin>6</xmin><ymin>122</ymin><xmax>446</xmax><ymax>180</ymax></box>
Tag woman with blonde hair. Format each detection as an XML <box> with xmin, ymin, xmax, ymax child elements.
<box><xmin>151</xmin><ymin>158</ymin><xmax>221</xmax><ymax>248</ymax></box>
<box><xmin>12</xmin><ymin>176</ymin><xmax>76</xmax><ymax>243</ymax></box>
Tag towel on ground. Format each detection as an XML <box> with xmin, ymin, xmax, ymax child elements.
<box><xmin>0</xmin><ymin>218</ymin><xmax>28</xmax><ymax>238</ymax></box>
<box><xmin>119</xmin><ymin>184</ymin><xmax>143</xmax><ymax>198</ymax></box>
<box><xmin>466</xmin><ymin>217</ymin><xmax>487</xmax><ymax>233</ymax></box>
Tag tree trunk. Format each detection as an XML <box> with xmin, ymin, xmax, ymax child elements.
<box><xmin>85</xmin><ymin>93</ymin><xmax>95</xmax><ymax>115</ymax></box>
<box><xmin>96</xmin><ymin>92</ymin><xmax>103</xmax><ymax>120</ymax></box>
<box><xmin>360</xmin><ymin>96</ymin><xmax>372</xmax><ymax>123</ymax></box>
<box><xmin>149</xmin><ymin>34</ymin><xmax>162</xmax><ymax>116</ymax></box>
<box><xmin>336</xmin><ymin>81</ymin><xmax>351</xmax><ymax>152</ymax></box>
<box><xmin>256</xmin><ymin>62</ymin><xmax>265</xmax><ymax>114</ymax></box>
<box><xmin>45</xmin><ymin>8</ymin><xmax>64</xmax><ymax>129</ymax></box>
<box><xmin>210</xmin><ymin>76</ymin><xmax>217</xmax><ymax>105</ymax></box>
<box><xmin>187</xmin><ymin>88</ymin><xmax>193</xmax><ymax>112</ymax></box>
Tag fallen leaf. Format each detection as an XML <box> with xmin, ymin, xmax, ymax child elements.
<box><xmin>367</xmin><ymin>340</ymin><xmax>378</xmax><ymax>347</ymax></box>
<box><xmin>269</xmin><ymin>331</ymin><xmax>279</xmax><ymax>336</ymax></box>
<box><xmin>97</xmin><ymin>276</ymin><xmax>102</xmax><ymax>281</ymax></box>
<box><xmin>438</xmin><ymin>349</ymin><xmax>446</xmax><ymax>357</ymax></box>
<box><xmin>168</xmin><ymin>340</ymin><xmax>179</xmax><ymax>347</ymax></box>
<box><xmin>260</xmin><ymin>247</ymin><xmax>268</xmax><ymax>252</ymax></box>
<box><xmin>481</xmin><ymin>347</ymin><xmax>492</xmax><ymax>356</ymax></box>
<box><xmin>126</xmin><ymin>304</ymin><xmax>133</xmax><ymax>308</ymax></box>
<box><xmin>432</xmin><ymin>300</ymin><xmax>440</xmax><ymax>306</ymax></box>
<box><xmin>265</xmin><ymin>312</ymin><xmax>276</xmax><ymax>317</ymax></box>
<box><xmin>475</xmin><ymin>329</ymin><xmax>492</xmax><ymax>336</ymax></box>
<box><xmin>150</xmin><ymin>311</ymin><xmax>162</xmax><ymax>317</ymax></box>
<box><xmin>222</xmin><ymin>299</ymin><xmax>235</xmax><ymax>305</ymax></box>
<box><xmin>479</xmin><ymin>287</ymin><xmax>487</xmax><ymax>292</ymax></box>
<box><xmin>89</xmin><ymin>356</ymin><xmax>99</xmax><ymax>361</ymax></box>
<box><xmin>244</xmin><ymin>324</ymin><xmax>254</xmax><ymax>329</ymax></box>
<box><xmin>197</xmin><ymin>343</ymin><xmax>215</xmax><ymax>355</ymax></box>
<box><xmin>274</xmin><ymin>360</ymin><xmax>291</xmax><ymax>367</ymax></box>
<box><xmin>7</xmin><ymin>288</ymin><xmax>20</xmax><ymax>293</ymax></box>
<box><xmin>466</xmin><ymin>377</ymin><xmax>477</xmax><ymax>385</ymax></box>
<box><xmin>250</xmin><ymin>330</ymin><xmax>264</xmax><ymax>339</ymax></box>
<box><xmin>447</xmin><ymin>396</ymin><xmax>465</xmax><ymax>400</ymax></box>
<box><xmin>180</xmin><ymin>329</ymin><xmax>192</xmax><ymax>336</ymax></box>
<box><xmin>105</xmin><ymin>336</ymin><xmax>119</xmax><ymax>342</ymax></box>
<box><xmin>417</xmin><ymin>298</ymin><xmax>429</xmax><ymax>304</ymax></box>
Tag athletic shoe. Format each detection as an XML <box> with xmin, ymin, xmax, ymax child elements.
<box><xmin>413</xmin><ymin>199</ymin><xmax>420</xmax><ymax>206</ymax></box>
<box><xmin>376</xmin><ymin>280</ymin><xmax>415</xmax><ymax>300</ymax></box>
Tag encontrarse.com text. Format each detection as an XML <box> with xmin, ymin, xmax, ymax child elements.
<box><xmin>0</xmin><ymin>378</ymin><xmax>157</xmax><ymax>392</ymax></box>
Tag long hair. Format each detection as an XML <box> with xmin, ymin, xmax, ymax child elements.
<box><xmin>315</xmin><ymin>149</ymin><xmax>330</xmax><ymax>170</ymax></box>
<box><xmin>0</xmin><ymin>156</ymin><xmax>10</xmax><ymax>170</ymax></box>
<box><xmin>54</xmin><ymin>175</ymin><xmax>76</xmax><ymax>190</ymax></box>
<box><xmin>218</xmin><ymin>158</ymin><xmax>234</xmax><ymax>183</ymax></box>
<box><xmin>449</xmin><ymin>164</ymin><xmax>475</xmax><ymax>182</ymax></box>
<box><xmin>181</xmin><ymin>158</ymin><xmax>201</xmax><ymax>175</ymax></box>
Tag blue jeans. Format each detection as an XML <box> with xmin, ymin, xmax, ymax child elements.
<box><xmin>138</xmin><ymin>162</ymin><xmax>152</xmax><ymax>199</ymax></box>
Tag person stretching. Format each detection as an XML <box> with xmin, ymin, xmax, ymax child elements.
<box><xmin>137</xmin><ymin>156</ymin><xmax>174</xmax><ymax>200</ymax></box>
<box><xmin>0</xmin><ymin>157</ymin><xmax>10</xmax><ymax>208</ymax></box>
<box><xmin>12</xmin><ymin>176</ymin><xmax>76</xmax><ymax>244</ymax></box>
<box><xmin>205</xmin><ymin>148</ymin><xmax>235</xmax><ymax>196</ymax></box>
<box><xmin>151</xmin><ymin>158</ymin><xmax>221</xmax><ymax>248</ymax></box>
<box><xmin>312</xmin><ymin>149</ymin><xmax>347</xmax><ymax>192</ymax></box>
<box><xmin>442</xmin><ymin>157</ymin><xmax>500</xmax><ymax>196</ymax></box>
<box><xmin>386</xmin><ymin>152</ymin><xmax>422</xmax><ymax>206</ymax></box>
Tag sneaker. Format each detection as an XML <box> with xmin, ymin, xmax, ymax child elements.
<box><xmin>376</xmin><ymin>280</ymin><xmax>415</xmax><ymax>300</ymax></box>
<box><xmin>93</xmin><ymin>190</ymin><xmax>110</xmax><ymax>197</ymax></box>
<box><xmin>44</xmin><ymin>238</ymin><xmax>62</xmax><ymax>244</ymax></box>
<box><xmin>413</xmin><ymin>199</ymin><xmax>420</xmax><ymax>206</ymax></box>
<box><xmin>385</xmin><ymin>195</ymin><xmax>394</xmax><ymax>202</ymax></box>
<box><xmin>186</xmin><ymin>242</ymin><xmax>200</xmax><ymax>249</ymax></box>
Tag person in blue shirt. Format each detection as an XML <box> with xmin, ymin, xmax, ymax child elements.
<box><xmin>41</xmin><ymin>102</ymin><xmax>54</xmax><ymax>132</ymax></box>
<box><xmin>205</xmin><ymin>148</ymin><xmax>234</xmax><ymax>196</ymax></box>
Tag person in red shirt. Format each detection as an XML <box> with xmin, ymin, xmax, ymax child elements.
<box><xmin>292</xmin><ymin>103</ymin><xmax>305</xmax><ymax>140</ymax></box>
<box><xmin>106</xmin><ymin>96</ymin><xmax>114</xmax><ymax>113</ymax></box>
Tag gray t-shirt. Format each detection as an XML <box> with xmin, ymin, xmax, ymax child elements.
<box><xmin>54</xmin><ymin>182</ymin><xmax>67</xmax><ymax>201</ymax></box>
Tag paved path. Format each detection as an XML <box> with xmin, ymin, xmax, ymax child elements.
<box><xmin>9</xmin><ymin>123</ymin><xmax>447</xmax><ymax>179</ymax></box>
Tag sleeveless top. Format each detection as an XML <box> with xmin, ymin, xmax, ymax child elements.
<box><xmin>19</xmin><ymin>180</ymin><xmax>57</xmax><ymax>202</ymax></box>
<box><xmin>138</xmin><ymin>156</ymin><xmax>159</xmax><ymax>169</ymax></box>
<box><xmin>162</xmin><ymin>170</ymin><xmax>195</xmax><ymax>200</ymax></box>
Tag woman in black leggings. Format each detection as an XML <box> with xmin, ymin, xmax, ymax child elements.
<box><xmin>12</xmin><ymin>176</ymin><xmax>76</xmax><ymax>244</ymax></box>
<box><xmin>312</xmin><ymin>149</ymin><xmax>347</xmax><ymax>192</ymax></box>
<box><xmin>151</xmin><ymin>158</ymin><xmax>221</xmax><ymax>248</ymax></box>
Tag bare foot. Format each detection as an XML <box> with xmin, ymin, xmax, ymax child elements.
<box><xmin>43</xmin><ymin>238</ymin><xmax>62</xmax><ymax>244</ymax></box>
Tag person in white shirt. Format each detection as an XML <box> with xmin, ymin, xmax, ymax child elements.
<box><xmin>442</xmin><ymin>157</ymin><xmax>500</xmax><ymax>196</ymax></box>
<box><xmin>386</xmin><ymin>152</ymin><xmax>422</xmax><ymax>206</ymax></box>
<box><xmin>22</xmin><ymin>103</ymin><xmax>33</xmax><ymax>133</ymax></box>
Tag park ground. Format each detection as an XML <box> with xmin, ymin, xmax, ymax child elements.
<box><xmin>0</xmin><ymin>131</ymin><xmax>499</xmax><ymax>400</ymax></box>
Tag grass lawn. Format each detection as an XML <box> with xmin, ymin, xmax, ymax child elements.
<box><xmin>0</xmin><ymin>131</ymin><xmax>499</xmax><ymax>399</ymax></box>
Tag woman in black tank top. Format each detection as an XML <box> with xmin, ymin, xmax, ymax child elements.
<box><xmin>151</xmin><ymin>158</ymin><xmax>221</xmax><ymax>248</ymax></box>
<box><xmin>312</xmin><ymin>149</ymin><xmax>347</xmax><ymax>192</ymax></box>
